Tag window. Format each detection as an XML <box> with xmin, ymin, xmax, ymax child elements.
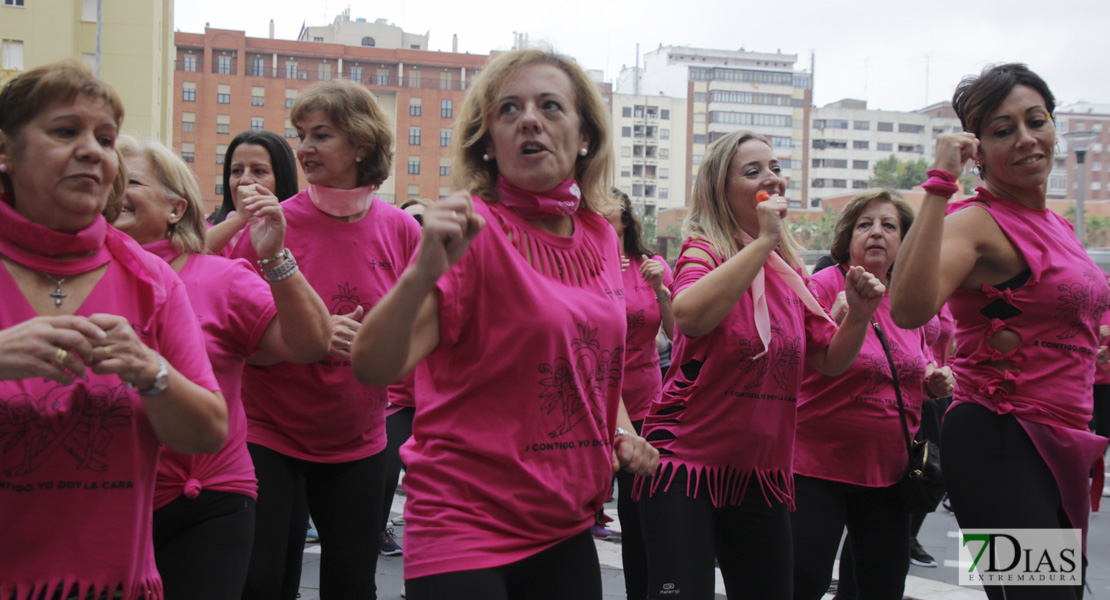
<box><xmin>898</xmin><ymin>123</ymin><xmax>925</xmax><ymax>134</ymax></box>
<box><xmin>251</xmin><ymin>117</ymin><xmax>264</xmax><ymax>132</ymax></box>
<box><xmin>251</xmin><ymin>86</ymin><xmax>265</xmax><ymax>106</ymax></box>
<box><xmin>852</xmin><ymin>180</ymin><xmax>869</xmax><ymax>189</ymax></box>
<box><xmin>217</xmin><ymin>84</ymin><xmax>231</xmax><ymax>104</ymax></box>
<box><xmin>898</xmin><ymin>143</ymin><xmax>924</xmax><ymax>153</ymax></box>
<box><xmin>81</xmin><ymin>0</ymin><xmax>95</xmax><ymax>21</ymax></box>
<box><xmin>4</xmin><ymin>0</ymin><xmax>25</xmax><ymax>6</ymax></box>
<box><xmin>285</xmin><ymin>61</ymin><xmax>298</xmax><ymax>79</ymax></box>
<box><xmin>313</xmin><ymin>37</ymin><xmax>324</xmax><ymax>43</ymax></box>
<box><xmin>285</xmin><ymin>89</ymin><xmax>297</xmax><ymax>109</ymax></box>
<box><xmin>440</xmin><ymin>165</ymin><xmax>451</xmax><ymax>176</ymax></box>
<box><xmin>812</xmin><ymin>159</ymin><xmax>848</xmax><ymax>169</ymax></box>
<box><xmin>877</xmin><ymin>122</ymin><xmax>894</xmax><ymax>132</ymax></box>
<box><xmin>285</xmin><ymin>119</ymin><xmax>297</xmax><ymax>139</ymax></box>
<box><xmin>693</xmin><ymin>134</ymin><xmax>706</xmax><ymax>144</ymax></box>
<box><xmin>853</xmin><ymin>140</ymin><xmax>869</xmax><ymax>150</ymax></box>
<box><xmin>183</xmin><ymin>54</ymin><xmax>197</xmax><ymax>72</ymax></box>
<box><xmin>440</xmin><ymin>129</ymin><xmax>452</xmax><ymax>147</ymax></box>
<box><xmin>350</xmin><ymin>66</ymin><xmax>363</xmax><ymax>82</ymax></box>
<box><xmin>1094</xmin><ymin>162</ymin><xmax>1103</xmax><ymax>171</ymax></box>
<box><xmin>693</xmin><ymin>92</ymin><xmax>706</xmax><ymax>103</ymax></box>
<box><xmin>632</xmin><ymin>184</ymin><xmax>643</xmax><ymax>196</ymax></box>
<box><xmin>409</xmin><ymin>98</ymin><xmax>422</xmax><ymax>116</ymax></box>
<box><xmin>854</xmin><ymin>120</ymin><xmax>870</xmax><ymax>130</ymax></box>
<box><xmin>408</xmin><ymin>69</ymin><xmax>420</xmax><ymax>88</ymax></box>
<box><xmin>853</xmin><ymin>160</ymin><xmax>868</xmax><ymax>170</ymax></box>
<box><xmin>182</xmin><ymin>82</ymin><xmax>196</xmax><ymax>102</ymax></box>
<box><xmin>216</xmin><ymin>144</ymin><xmax>228</xmax><ymax>165</ymax></box>
<box><xmin>408</xmin><ymin>156</ymin><xmax>420</xmax><ymax>175</ymax></box>
<box><xmin>621</xmin><ymin>146</ymin><xmax>632</xmax><ymax>158</ymax></box>
<box><xmin>660</xmin><ymin>167</ymin><xmax>669</xmax><ymax>179</ymax></box>
<box><xmin>709</xmin><ymin>111</ymin><xmax>792</xmax><ymax>128</ymax></box>
<box><xmin>217</xmin><ymin>56</ymin><xmax>231</xmax><ymax>75</ymax></box>
<box><xmin>441</xmin><ymin>99</ymin><xmax>453</xmax><ymax>119</ymax></box>
<box><xmin>877</xmin><ymin>143</ymin><xmax>893</xmax><ymax>152</ymax></box>
<box><xmin>659</xmin><ymin>187</ymin><xmax>669</xmax><ymax>199</ymax></box>
<box><xmin>181</xmin><ymin>143</ymin><xmax>195</xmax><ymax>163</ymax></box>
<box><xmin>409</xmin><ymin>127</ymin><xmax>421</xmax><ymax>146</ymax></box>
<box><xmin>440</xmin><ymin>72</ymin><xmax>452</xmax><ymax>90</ymax></box>
<box><xmin>660</xmin><ymin>128</ymin><xmax>669</xmax><ymax>140</ymax></box>
<box><xmin>622</xmin><ymin>127</ymin><xmax>631</xmax><ymax>138</ymax></box>
<box><xmin>814</xmin><ymin>119</ymin><xmax>849</xmax><ymax>129</ymax></box>
<box><xmin>217</xmin><ymin>114</ymin><xmax>230</xmax><ymax>135</ymax></box>
<box><xmin>251</xmin><ymin>58</ymin><xmax>264</xmax><ymax>77</ymax></box>
<box><xmin>692</xmin><ymin>155</ymin><xmax>702</xmax><ymax>165</ymax></box>
<box><xmin>661</xmin><ymin>109</ymin><xmax>670</xmax><ymax>120</ymax></box>
<box><xmin>659</xmin><ymin>148</ymin><xmax>669</xmax><ymax>159</ymax></box>
<box><xmin>376</xmin><ymin>69</ymin><xmax>390</xmax><ymax>86</ymax></box>
<box><xmin>182</xmin><ymin>112</ymin><xmax>196</xmax><ymax>133</ymax></box>
<box><xmin>1093</xmin><ymin>181</ymin><xmax>1103</xmax><ymax>191</ymax></box>
<box><xmin>362</xmin><ymin>37</ymin><xmax>376</xmax><ymax>47</ymax></box>
<box><xmin>622</xmin><ymin>107</ymin><xmax>632</xmax><ymax>117</ymax></box>
<box><xmin>318</xmin><ymin>63</ymin><xmax>331</xmax><ymax>81</ymax></box>
<box><xmin>215</xmin><ymin>183</ymin><xmax>224</xmax><ymax>196</ymax></box>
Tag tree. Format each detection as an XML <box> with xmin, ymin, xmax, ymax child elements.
<box><xmin>868</xmin><ymin>154</ymin><xmax>932</xmax><ymax>190</ymax></box>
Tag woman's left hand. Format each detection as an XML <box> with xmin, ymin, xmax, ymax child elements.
<box><xmin>925</xmin><ymin>364</ymin><xmax>955</xmax><ymax>398</ymax></box>
<box><xmin>612</xmin><ymin>431</ymin><xmax>660</xmax><ymax>476</ymax></box>
<box><xmin>842</xmin><ymin>265</ymin><xmax>885</xmax><ymax>322</ymax></box>
<box><xmin>86</xmin><ymin>314</ymin><xmax>164</xmax><ymax>391</ymax></box>
<box><xmin>329</xmin><ymin>306</ymin><xmax>364</xmax><ymax>359</ymax></box>
<box><xmin>242</xmin><ymin>184</ymin><xmax>286</xmax><ymax>261</ymax></box>
<box><xmin>640</xmin><ymin>255</ymin><xmax>667</xmax><ymax>297</ymax></box>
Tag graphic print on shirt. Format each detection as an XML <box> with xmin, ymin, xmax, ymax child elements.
<box><xmin>858</xmin><ymin>342</ymin><xmax>925</xmax><ymax>398</ymax></box>
<box><xmin>330</xmin><ymin>282</ymin><xmax>374</xmax><ymax>314</ymax></box>
<box><xmin>626</xmin><ymin>308</ymin><xmax>645</xmax><ymax>345</ymax></box>
<box><xmin>736</xmin><ymin>315</ymin><xmax>801</xmax><ymax>391</ymax></box>
<box><xmin>538</xmin><ymin>322</ymin><xmax>624</xmax><ymax>438</ymax></box>
<box><xmin>0</xmin><ymin>383</ymin><xmax>133</xmax><ymax>476</ymax></box>
<box><xmin>1055</xmin><ymin>270</ymin><xmax>1110</xmax><ymax>340</ymax></box>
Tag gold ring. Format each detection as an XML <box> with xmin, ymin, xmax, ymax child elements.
<box><xmin>451</xmin><ymin>210</ymin><xmax>459</xmax><ymax>220</ymax></box>
<box><xmin>54</xmin><ymin>348</ymin><xmax>68</xmax><ymax>364</ymax></box>
<box><xmin>103</xmin><ymin>345</ymin><xmax>113</xmax><ymax>356</ymax></box>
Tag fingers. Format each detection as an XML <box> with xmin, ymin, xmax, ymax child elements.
<box><xmin>614</xmin><ymin>433</ymin><xmax>660</xmax><ymax>476</ymax></box>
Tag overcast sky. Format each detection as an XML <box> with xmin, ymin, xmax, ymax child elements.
<box><xmin>177</xmin><ymin>0</ymin><xmax>1108</xmax><ymax>113</ymax></box>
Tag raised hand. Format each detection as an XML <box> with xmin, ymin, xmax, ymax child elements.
<box><xmin>934</xmin><ymin>132</ymin><xmax>980</xmax><ymax>183</ymax></box>
<box><xmin>241</xmin><ymin>183</ymin><xmax>286</xmax><ymax>261</ymax></box>
<box><xmin>755</xmin><ymin>193</ymin><xmax>788</xmax><ymax>245</ymax></box>
<box><xmin>843</xmin><ymin>265</ymin><xmax>886</xmax><ymax>322</ymax></box>
<box><xmin>413</xmin><ymin>191</ymin><xmax>485</xmax><ymax>281</ymax></box>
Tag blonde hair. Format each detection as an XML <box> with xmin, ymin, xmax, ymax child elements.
<box><xmin>116</xmin><ymin>135</ymin><xmax>206</xmax><ymax>254</ymax></box>
<box><xmin>829</xmin><ymin>188</ymin><xmax>916</xmax><ymax>265</ymax></box>
<box><xmin>452</xmin><ymin>48</ymin><xmax>615</xmax><ymax>214</ymax></box>
<box><xmin>290</xmin><ymin>78</ymin><xmax>393</xmax><ymax>188</ymax></box>
<box><xmin>683</xmin><ymin>130</ymin><xmax>803</xmax><ymax>268</ymax></box>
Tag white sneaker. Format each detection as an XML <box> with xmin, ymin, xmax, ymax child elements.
<box><xmin>391</xmin><ymin>515</ymin><xmax>406</xmax><ymax>526</ymax></box>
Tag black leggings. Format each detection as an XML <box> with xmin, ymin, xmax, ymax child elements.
<box><xmin>640</xmin><ymin>465</ymin><xmax>793</xmax><ymax>600</ymax></box>
<box><xmin>242</xmin><ymin>443</ymin><xmax>386</xmax><ymax>600</ymax></box>
<box><xmin>942</xmin><ymin>402</ymin><xmax>1083</xmax><ymax>600</ymax></box>
<box><xmin>1091</xmin><ymin>384</ymin><xmax>1110</xmax><ymax>439</ymax></box>
<box><xmin>406</xmin><ymin>528</ymin><xmax>602</xmax><ymax>600</ymax></box>
<box><xmin>152</xmin><ymin>490</ymin><xmax>255</xmax><ymax>599</ymax></box>
<box><xmin>791</xmin><ymin>475</ymin><xmax>909</xmax><ymax>600</ymax></box>
<box><xmin>380</xmin><ymin>406</ymin><xmax>414</xmax><ymax>530</ymax></box>
<box><xmin>616</xmin><ymin>419</ymin><xmax>648</xmax><ymax>600</ymax></box>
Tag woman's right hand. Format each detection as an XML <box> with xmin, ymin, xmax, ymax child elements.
<box><xmin>414</xmin><ymin>191</ymin><xmax>485</xmax><ymax>281</ymax></box>
<box><xmin>755</xmin><ymin>193</ymin><xmax>788</xmax><ymax>245</ymax></box>
<box><xmin>241</xmin><ymin>183</ymin><xmax>286</xmax><ymax>261</ymax></box>
<box><xmin>934</xmin><ymin>132</ymin><xmax>979</xmax><ymax>181</ymax></box>
<box><xmin>0</xmin><ymin>316</ymin><xmax>106</xmax><ymax>384</ymax></box>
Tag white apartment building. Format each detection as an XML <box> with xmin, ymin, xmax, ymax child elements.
<box><xmin>297</xmin><ymin>8</ymin><xmax>430</xmax><ymax>51</ymax></box>
<box><xmin>611</xmin><ymin>94</ymin><xmax>688</xmax><ymax>213</ymax></box>
<box><xmin>1055</xmin><ymin>103</ymin><xmax>1110</xmax><ymax>202</ymax></box>
<box><xmin>808</xmin><ymin>99</ymin><xmax>962</xmax><ymax>204</ymax></box>
<box><xmin>618</xmin><ymin>45</ymin><xmax>812</xmax><ymax>209</ymax></box>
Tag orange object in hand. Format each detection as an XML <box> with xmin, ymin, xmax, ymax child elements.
<box><xmin>756</xmin><ymin>191</ymin><xmax>770</xmax><ymax>203</ymax></box>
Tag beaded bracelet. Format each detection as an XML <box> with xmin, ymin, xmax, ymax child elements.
<box><xmin>921</xmin><ymin>168</ymin><xmax>959</xmax><ymax>200</ymax></box>
<box><xmin>262</xmin><ymin>251</ymin><xmax>299</xmax><ymax>282</ymax></box>
<box><xmin>259</xmin><ymin>248</ymin><xmax>290</xmax><ymax>266</ymax></box>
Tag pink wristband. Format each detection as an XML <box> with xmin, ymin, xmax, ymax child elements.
<box><xmin>922</xmin><ymin>168</ymin><xmax>959</xmax><ymax>199</ymax></box>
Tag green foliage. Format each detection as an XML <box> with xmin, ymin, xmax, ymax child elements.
<box><xmin>790</xmin><ymin>204</ymin><xmax>840</xmax><ymax>251</ymax></box>
<box><xmin>868</xmin><ymin>154</ymin><xmax>932</xmax><ymax>190</ymax></box>
<box><xmin>1061</xmin><ymin>205</ymin><xmax>1110</xmax><ymax>248</ymax></box>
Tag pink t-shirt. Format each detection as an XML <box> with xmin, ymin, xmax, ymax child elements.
<box><xmin>637</xmin><ymin>240</ymin><xmax>838</xmax><ymax>509</ymax></box>
<box><xmin>400</xmin><ymin>197</ymin><xmax>626</xmax><ymax>579</ymax></box>
<box><xmin>0</xmin><ymin>228</ymin><xmax>219</xmax><ymax>600</ymax></box>
<box><xmin>621</xmin><ymin>254</ymin><xmax>673</xmax><ymax>421</ymax></box>
<box><xmin>947</xmin><ymin>190</ymin><xmax>1109</xmax><ymax>553</ymax></box>
<box><xmin>922</xmin><ymin>304</ymin><xmax>955</xmax><ymax>367</ymax></box>
<box><xmin>794</xmin><ymin>265</ymin><xmax>929</xmax><ymax>487</ymax></box>
<box><xmin>228</xmin><ymin>191</ymin><xmax>420</xmax><ymax>461</ymax></box>
<box><xmin>150</xmin><ymin>248</ymin><xmax>275</xmax><ymax>508</ymax></box>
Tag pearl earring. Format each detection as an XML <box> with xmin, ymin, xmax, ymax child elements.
<box><xmin>579</xmin><ymin>148</ymin><xmax>588</xmax><ymax>156</ymax></box>
<box><xmin>482</xmin><ymin>153</ymin><xmax>491</xmax><ymax>162</ymax></box>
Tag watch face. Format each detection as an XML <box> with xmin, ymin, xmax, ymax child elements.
<box><xmin>140</xmin><ymin>357</ymin><xmax>169</xmax><ymax>396</ymax></box>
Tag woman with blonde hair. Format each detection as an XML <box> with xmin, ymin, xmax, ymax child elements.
<box><xmin>635</xmin><ymin>130</ymin><xmax>885</xmax><ymax>599</ymax></box>
<box><xmin>353</xmin><ymin>48</ymin><xmax>658</xmax><ymax>600</ymax></box>
<box><xmin>113</xmin><ymin>135</ymin><xmax>329</xmax><ymax>599</ymax></box>
<box><xmin>225</xmin><ymin>78</ymin><xmax>421</xmax><ymax>599</ymax></box>
<box><xmin>0</xmin><ymin>60</ymin><xmax>226</xmax><ymax>599</ymax></box>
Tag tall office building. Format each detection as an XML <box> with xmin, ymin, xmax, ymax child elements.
<box><xmin>610</xmin><ymin>94</ymin><xmax>688</xmax><ymax>213</ymax></box>
<box><xmin>0</xmin><ymin>0</ymin><xmax>175</xmax><ymax>141</ymax></box>
<box><xmin>173</xmin><ymin>22</ymin><xmax>487</xmax><ymax>214</ymax></box>
<box><xmin>619</xmin><ymin>46</ymin><xmax>812</xmax><ymax>209</ymax></box>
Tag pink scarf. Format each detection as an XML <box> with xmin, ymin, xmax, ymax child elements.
<box><xmin>496</xmin><ymin>176</ymin><xmax>581</xmax><ymax>220</ymax></box>
<box><xmin>0</xmin><ymin>194</ymin><xmax>111</xmax><ymax>274</ymax></box>
<box><xmin>737</xmin><ymin>230</ymin><xmax>832</xmax><ymax>359</ymax></box>
<box><xmin>141</xmin><ymin>238</ymin><xmax>183</xmax><ymax>264</ymax></box>
<box><xmin>307</xmin><ymin>184</ymin><xmax>375</xmax><ymax>217</ymax></box>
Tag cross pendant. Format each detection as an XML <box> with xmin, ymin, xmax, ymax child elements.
<box><xmin>49</xmin><ymin>287</ymin><xmax>66</xmax><ymax>307</ymax></box>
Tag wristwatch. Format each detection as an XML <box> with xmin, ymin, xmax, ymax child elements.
<box><xmin>137</xmin><ymin>355</ymin><xmax>169</xmax><ymax>396</ymax></box>
<box><xmin>655</xmin><ymin>288</ymin><xmax>671</xmax><ymax>303</ymax></box>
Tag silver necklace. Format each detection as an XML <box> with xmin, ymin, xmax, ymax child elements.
<box><xmin>41</xmin><ymin>273</ymin><xmax>67</xmax><ymax>307</ymax></box>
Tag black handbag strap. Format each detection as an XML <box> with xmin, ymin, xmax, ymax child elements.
<box><xmin>837</xmin><ymin>265</ymin><xmax>914</xmax><ymax>459</ymax></box>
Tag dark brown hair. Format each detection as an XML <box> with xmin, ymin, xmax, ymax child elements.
<box><xmin>612</xmin><ymin>188</ymin><xmax>651</xmax><ymax>258</ymax></box>
<box><xmin>952</xmin><ymin>63</ymin><xmax>1055</xmax><ymax>180</ymax></box>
